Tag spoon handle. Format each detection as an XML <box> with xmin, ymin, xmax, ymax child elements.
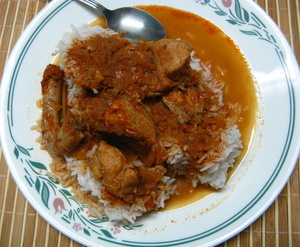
<box><xmin>76</xmin><ymin>0</ymin><xmax>111</xmax><ymax>15</ymax></box>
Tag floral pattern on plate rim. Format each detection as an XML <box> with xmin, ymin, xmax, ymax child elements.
<box><xmin>4</xmin><ymin>0</ymin><xmax>295</xmax><ymax>245</ymax></box>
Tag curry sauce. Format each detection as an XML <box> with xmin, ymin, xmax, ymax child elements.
<box><xmin>135</xmin><ymin>6</ymin><xmax>258</xmax><ymax>210</ymax></box>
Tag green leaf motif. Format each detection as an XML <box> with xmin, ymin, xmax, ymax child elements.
<box><xmin>243</xmin><ymin>8</ymin><xmax>250</xmax><ymax>22</ymax></box>
<box><xmin>47</xmin><ymin>176</ymin><xmax>59</xmax><ymax>184</ymax></box>
<box><xmin>123</xmin><ymin>224</ymin><xmax>143</xmax><ymax>230</ymax></box>
<box><xmin>235</xmin><ymin>0</ymin><xmax>243</xmax><ymax>21</ymax></box>
<box><xmin>29</xmin><ymin>160</ymin><xmax>47</xmax><ymax>171</ymax></box>
<box><xmin>35</xmin><ymin>177</ymin><xmax>41</xmax><ymax>192</ymax></box>
<box><xmin>17</xmin><ymin>145</ymin><xmax>31</xmax><ymax>157</ymax></box>
<box><xmin>215</xmin><ymin>11</ymin><xmax>226</xmax><ymax>16</ymax></box>
<box><xmin>25</xmin><ymin>175</ymin><xmax>33</xmax><ymax>187</ymax></box>
<box><xmin>14</xmin><ymin>147</ymin><xmax>19</xmax><ymax>159</ymax></box>
<box><xmin>100</xmin><ymin>229</ymin><xmax>115</xmax><ymax>239</ymax></box>
<box><xmin>61</xmin><ymin>189</ymin><xmax>72</xmax><ymax>197</ymax></box>
<box><xmin>68</xmin><ymin>210</ymin><xmax>73</xmax><ymax>219</ymax></box>
<box><xmin>84</xmin><ymin>228</ymin><xmax>91</xmax><ymax>236</ymax></box>
<box><xmin>251</xmin><ymin>12</ymin><xmax>266</xmax><ymax>28</ymax></box>
<box><xmin>41</xmin><ymin>182</ymin><xmax>50</xmax><ymax>209</ymax></box>
<box><xmin>227</xmin><ymin>19</ymin><xmax>238</xmax><ymax>25</ymax></box>
<box><xmin>240</xmin><ymin>30</ymin><xmax>258</xmax><ymax>36</ymax></box>
<box><xmin>90</xmin><ymin>218</ymin><xmax>108</xmax><ymax>224</ymax></box>
<box><xmin>200</xmin><ymin>0</ymin><xmax>210</xmax><ymax>5</ymax></box>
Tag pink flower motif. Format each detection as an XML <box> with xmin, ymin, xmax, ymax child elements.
<box><xmin>72</xmin><ymin>223</ymin><xmax>82</xmax><ymax>232</ymax></box>
<box><xmin>222</xmin><ymin>0</ymin><xmax>232</xmax><ymax>8</ymax></box>
<box><xmin>86</xmin><ymin>210</ymin><xmax>92</xmax><ymax>217</ymax></box>
<box><xmin>110</xmin><ymin>224</ymin><xmax>121</xmax><ymax>234</ymax></box>
<box><xmin>53</xmin><ymin>198</ymin><xmax>67</xmax><ymax>214</ymax></box>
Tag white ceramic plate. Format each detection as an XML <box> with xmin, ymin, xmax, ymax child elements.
<box><xmin>1</xmin><ymin>0</ymin><xmax>299</xmax><ymax>246</ymax></box>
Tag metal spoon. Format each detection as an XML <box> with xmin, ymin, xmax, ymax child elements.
<box><xmin>76</xmin><ymin>0</ymin><xmax>166</xmax><ymax>41</ymax></box>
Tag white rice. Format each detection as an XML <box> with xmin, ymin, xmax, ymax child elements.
<box><xmin>198</xmin><ymin>125</ymin><xmax>242</xmax><ymax>189</ymax></box>
<box><xmin>59</xmin><ymin>155</ymin><xmax>176</xmax><ymax>224</ymax></box>
<box><xmin>165</xmin><ymin>56</ymin><xmax>243</xmax><ymax>190</ymax></box>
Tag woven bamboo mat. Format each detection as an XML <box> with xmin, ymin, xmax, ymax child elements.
<box><xmin>0</xmin><ymin>0</ymin><xmax>299</xmax><ymax>246</ymax></box>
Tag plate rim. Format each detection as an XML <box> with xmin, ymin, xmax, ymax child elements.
<box><xmin>1</xmin><ymin>0</ymin><xmax>300</xmax><ymax>246</ymax></box>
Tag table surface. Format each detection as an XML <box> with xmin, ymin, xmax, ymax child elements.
<box><xmin>0</xmin><ymin>0</ymin><xmax>299</xmax><ymax>246</ymax></box>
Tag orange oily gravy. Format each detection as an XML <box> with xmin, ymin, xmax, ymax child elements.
<box><xmin>137</xmin><ymin>5</ymin><xmax>257</xmax><ymax>211</ymax></box>
<box><xmin>85</xmin><ymin>5</ymin><xmax>258</xmax><ymax>211</ymax></box>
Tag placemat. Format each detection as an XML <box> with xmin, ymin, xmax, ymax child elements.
<box><xmin>0</xmin><ymin>0</ymin><xmax>299</xmax><ymax>246</ymax></box>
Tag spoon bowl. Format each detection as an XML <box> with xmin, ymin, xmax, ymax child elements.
<box><xmin>76</xmin><ymin>0</ymin><xmax>166</xmax><ymax>41</ymax></box>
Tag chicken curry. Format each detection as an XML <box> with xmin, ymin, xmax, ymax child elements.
<box><xmin>40</xmin><ymin>5</ymin><xmax>257</xmax><ymax>220</ymax></box>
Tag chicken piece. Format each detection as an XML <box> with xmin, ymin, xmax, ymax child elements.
<box><xmin>70</xmin><ymin>91</ymin><xmax>115</xmax><ymax>132</ymax></box>
<box><xmin>71</xmin><ymin>95</ymin><xmax>156</xmax><ymax>151</ymax></box>
<box><xmin>136</xmin><ymin>164</ymin><xmax>166</xmax><ymax>195</ymax></box>
<box><xmin>163</xmin><ymin>86</ymin><xmax>205</xmax><ymax>124</ymax></box>
<box><xmin>41</xmin><ymin>64</ymin><xmax>84</xmax><ymax>154</ymax></box>
<box><xmin>103</xmin><ymin>98</ymin><xmax>156</xmax><ymax>147</ymax></box>
<box><xmin>148</xmin><ymin>39</ymin><xmax>193</xmax><ymax>92</ymax></box>
<box><xmin>52</xmin><ymin>111</ymin><xmax>85</xmax><ymax>153</ymax></box>
<box><xmin>92</xmin><ymin>141</ymin><xmax>140</xmax><ymax>202</ymax></box>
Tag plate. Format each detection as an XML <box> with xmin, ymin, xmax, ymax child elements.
<box><xmin>1</xmin><ymin>0</ymin><xmax>299</xmax><ymax>246</ymax></box>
